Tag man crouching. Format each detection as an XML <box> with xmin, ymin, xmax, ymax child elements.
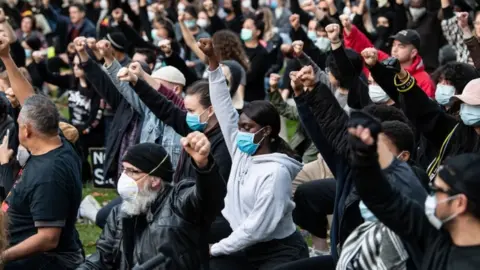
<box><xmin>77</xmin><ymin>131</ymin><xmax>227</xmax><ymax>270</ymax></box>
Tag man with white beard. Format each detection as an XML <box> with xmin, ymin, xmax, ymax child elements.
<box><xmin>77</xmin><ymin>131</ymin><xmax>227</xmax><ymax>270</ymax></box>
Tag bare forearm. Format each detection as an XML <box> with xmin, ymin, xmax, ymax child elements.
<box><xmin>1</xmin><ymin>22</ymin><xmax>17</xmax><ymax>43</ymax></box>
<box><xmin>3</xmin><ymin>234</ymin><xmax>56</xmax><ymax>262</ymax></box>
<box><xmin>1</xmin><ymin>56</ymin><xmax>34</xmax><ymax>106</ymax></box>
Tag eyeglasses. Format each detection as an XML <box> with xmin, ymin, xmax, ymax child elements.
<box><xmin>124</xmin><ymin>168</ymin><xmax>144</xmax><ymax>178</ymax></box>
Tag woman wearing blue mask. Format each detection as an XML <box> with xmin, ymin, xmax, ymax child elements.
<box><xmin>431</xmin><ymin>62</ymin><xmax>479</xmax><ymax>117</ymax></box>
<box><xmin>201</xmin><ymin>38</ymin><xmax>308</xmax><ymax>270</ymax></box>
<box><xmin>130</xmin><ymin>78</ymin><xmax>232</xmax><ymax>244</ymax></box>
<box><xmin>369</xmin><ymin>57</ymin><xmax>480</xmax><ymax>181</ymax></box>
<box><xmin>241</xmin><ymin>16</ymin><xmax>270</xmax><ymax>102</ymax></box>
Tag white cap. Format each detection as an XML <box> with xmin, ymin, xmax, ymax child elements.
<box><xmin>151</xmin><ymin>66</ymin><xmax>186</xmax><ymax>86</ymax></box>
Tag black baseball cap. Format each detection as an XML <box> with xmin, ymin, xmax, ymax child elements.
<box><xmin>390</xmin><ymin>29</ymin><xmax>421</xmax><ymax>50</ymax></box>
<box><xmin>438</xmin><ymin>153</ymin><xmax>480</xmax><ymax>204</ymax></box>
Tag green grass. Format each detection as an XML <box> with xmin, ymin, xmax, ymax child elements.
<box><xmin>78</xmin><ymin>185</ymin><xmax>117</xmax><ymax>255</ymax></box>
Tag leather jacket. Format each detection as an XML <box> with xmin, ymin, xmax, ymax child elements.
<box><xmin>77</xmin><ymin>158</ymin><xmax>226</xmax><ymax>270</ymax></box>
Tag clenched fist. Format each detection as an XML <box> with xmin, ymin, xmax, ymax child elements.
<box><xmin>159</xmin><ymin>39</ymin><xmax>172</xmax><ymax>56</ymax></box>
<box><xmin>361</xmin><ymin>47</ymin><xmax>378</xmax><ymax>67</ymax></box>
<box><xmin>73</xmin><ymin>37</ymin><xmax>87</xmax><ymax>53</ymax></box>
<box><xmin>325</xmin><ymin>24</ymin><xmax>341</xmax><ymax>43</ymax></box>
<box><xmin>197</xmin><ymin>38</ymin><xmax>215</xmax><ymax>57</ymax></box>
<box><xmin>292</xmin><ymin>40</ymin><xmax>304</xmax><ymax>55</ymax></box>
<box><xmin>96</xmin><ymin>39</ymin><xmax>114</xmax><ymax>59</ymax></box>
<box><xmin>128</xmin><ymin>62</ymin><xmax>145</xmax><ymax>79</ymax></box>
<box><xmin>269</xmin><ymin>73</ymin><xmax>281</xmax><ymax>91</ymax></box>
<box><xmin>289</xmin><ymin>14</ymin><xmax>300</xmax><ymax>31</ymax></box>
<box><xmin>181</xmin><ymin>131</ymin><xmax>211</xmax><ymax>168</ymax></box>
<box><xmin>117</xmin><ymin>67</ymin><xmax>138</xmax><ymax>84</ymax></box>
<box><xmin>297</xmin><ymin>65</ymin><xmax>316</xmax><ymax>90</ymax></box>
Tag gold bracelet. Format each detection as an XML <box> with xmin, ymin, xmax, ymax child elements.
<box><xmin>397</xmin><ymin>76</ymin><xmax>416</xmax><ymax>93</ymax></box>
<box><xmin>394</xmin><ymin>72</ymin><xmax>411</xmax><ymax>87</ymax></box>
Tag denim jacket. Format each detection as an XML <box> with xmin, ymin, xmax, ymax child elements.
<box><xmin>105</xmin><ymin>60</ymin><xmax>182</xmax><ymax>168</ymax></box>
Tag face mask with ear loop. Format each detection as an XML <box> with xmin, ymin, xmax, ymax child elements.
<box><xmin>424</xmin><ymin>193</ymin><xmax>461</xmax><ymax>229</ymax></box>
<box><xmin>236</xmin><ymin>127</ymin><xmax>266</xmax><ymax>155</ymax></box>
<box><xmin>117</xmin><ymin>155</ymin><xmax>169</xmax><ymax>202</ymax></box>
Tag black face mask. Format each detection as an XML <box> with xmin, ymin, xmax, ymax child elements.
<box><xmin>376</xmin><ymin>26</ymin><xmax>391</xmax><ymax>38</ymax></box>
<box><xmin>223</xmin><ymin>7</ymin><xmax>233</xmax><ymax>14</ymax></box>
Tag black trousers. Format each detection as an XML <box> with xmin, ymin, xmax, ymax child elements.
<box><xmin>293</xmin><ymin>178</ymin><xmax>336</xmax><ymax>238</ymax></box>
<box><xmin>272</xmin><ymin>255</ymin><xmax>335</xmax><ymax>270</ymax></box>
<box><xmin>209</xmin><ymin>231</ymin><xmax>309</xmax><ymax>270</ymax></box>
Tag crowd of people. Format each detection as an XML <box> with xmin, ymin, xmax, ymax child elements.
<box><xmin>0</xmin><ymin>0</ymin><xmax>479</xmax><ymax>268</ymax></box>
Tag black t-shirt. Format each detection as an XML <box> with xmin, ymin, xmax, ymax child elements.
<box><xmin>3</xmin><ymin>137</ymin><xmax>82</xmax><ymax>252</ymax></box>
<box><xmin>244</xmin><ymin>45</ymin><xmax>269</xmax><ymax>102</ymax></box>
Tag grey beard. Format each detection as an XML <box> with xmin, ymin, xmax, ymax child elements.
<box><xmin>121</xmin><ymin>184</ymin><xmax>159</xmax><ymax>216</ymax></box>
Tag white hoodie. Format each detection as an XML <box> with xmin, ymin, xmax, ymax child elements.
<box><xmin>208</xmin><ymin>67</ymin><xmax>303</xmax><ymax>256</ymax></box>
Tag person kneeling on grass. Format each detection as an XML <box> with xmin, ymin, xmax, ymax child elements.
<box><xmin>77</xmin><ymin>132</ymin><xmax>227</xmax><ymax>270</ymax></box>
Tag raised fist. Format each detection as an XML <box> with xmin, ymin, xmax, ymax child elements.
<box><xmin>457</xmin><ymin>12</ymin><xmax>469</xmax><ymax>29</ymax></box>
<box><xmin>325</xmin><ymin>23</ymin><xmax>341</xmax><ymax>43</ymax></box>
<box><xmin>197</xmin><ymin>38</ymin><xmax>215</xmax><ymax>57</ymax></box>
<box><xmin>289</xmin><ymin>71</ymin><xmax>303</xmax><ymax>95</ymax></box>
<box><xmin>117</xmin><ymin>66</ymin><xmax>138</xmax><ymax>84</ymax></box>
<box><xmin>361</xmin><ymin>47</ymin><xmax>378</xmax><ymax>67</ymax></box>
<box><xmin>96</xmin><ymin>39</ymin><xmax>114</xmax><ymax>59</ymax></box>
<box><xmin>339</xmin><ymin>14</ymin><xmax>352</xmax><ymax>31</ymax></box>
<box><xmin>181</xmin><ymin>131</ymin><xmax>211</xmax><ymax>168</ymax></box>
<box><xmin>300</xmin><ymin>0</ymin><xmax>316</xmax><ymax>12</ymax></box>
<box><xmin>158</xmin><ymin>39</ymin><xmax>172</xmax><ymax>56</ymax></box>
<box><xmin>86</xmin><ymin>37</ymin><xmax>97</xmax><ymax>50</ymax></box>
<box><xmin>297</xmin><ymin>65</ymin><xmax>316</xmax><ymax>89</ymax></box>
<box><xmin>112</xmin><ymin>8</ymin><xmax>123</xmax><ymax>22</ymax></box>
<box><xmin>269</xmin><ymin>73</ymin><xmax>281</xmax><ymax>91</ymax></box>
<box><xmin>289</xmin><ymin>14</ymin><xmax>300</xmax><ymax>31</ymax></box>
<box><xmin>128</xmin><ymin>61</ymin><xmax>145</xmax><ymax>79</ymax></box>
<box><xmin>73</xmin><ymin>37</ymin><xmax>87</xmax><ymax>53</ymax></box>
<box><xmin>292</xmin><ymin>40</ymin><xmax>304</xmax><ymax>55</ymax></box>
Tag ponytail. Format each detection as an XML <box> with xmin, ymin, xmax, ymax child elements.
<box><xmin>270</xmin><ymin>135</ymin><xmax>301</xmax><ymax>162</ymax></box>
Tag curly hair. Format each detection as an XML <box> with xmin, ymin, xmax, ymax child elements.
<box><xmin>212</xmin><ymin>30</ymin><xmax>250</xmax><ymax>72</ymax></box>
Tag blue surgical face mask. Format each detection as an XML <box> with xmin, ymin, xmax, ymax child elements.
<box><xmin>24</xmin><ymin>49</ymin><xmax>32</xmax><ymax>58</ymax></box>
<box><xmin>270</xmin><ymin>0</ymin><xmax>278</xmax><ymax>9</ymax></box>
<box><xmin>359</xmin><ymin>200</ymin><xmax>377</xmax><ymax>222</ymax></box>
<box><xmin>151</xmin><ymin>29</ymin><xmax>163</xmax><ymax>42</ymax></box>
<box><xmin>186</xmin><ymin>109</ymin><xmax>209</xmax><ymax>131</ymax></box>
<box><xmin>460</xmin><ymin>103</ymin><xmax>480</xmax><ymax>126</ymax></box>
<box><xmin>315</xmin><ymin>37</ymin><xmax>331</xmax><ymax>52</ymax></box>
<box><xmin>307</xmin><ymin>30</ymin><xmax>317</xmax><ymax>42</ymax></box>
<box><xmin>184</xmin><ymin>19</ymin><xmax>197</xmax><ymax>29</ymax></box>
<box><xmin>241</xmin><ymin>28</ymin><xmax>253</xmax><ymax>41</ymax></box>
<box><xmin>435</xmin><ymin>84</ymin><xmax>455</xmax><ymax>105</ymax></box>
<box><xmin>236</xmin><ymin>128</ymin><xmax>265</xmax><ymax>155</ymax></box>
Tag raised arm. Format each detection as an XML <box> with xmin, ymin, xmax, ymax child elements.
<box><xmin>117</xmin><ymin>69</ymin><xmax>191</xmax><ymax>137</ymax></box>
<box><xmin>200</xmin><ymin>38</ymin><xmax>239</xmax><ymax>156</ymax></box>
<box><xmin>348</xmin><ymin>112</ymin><xmax>437</xmax><ymax>251</ymax></box>
<box><xmin>0</xmin><ymin>36</ymin><xmax>34</xmax><ymax>106</ymax></box>
<box><xmin>74</xmin><ymin>37</ymin><xmax>123</xmax><ymax>110</ymax></box>
<box><xmin>179</xmin><ymin>132</ymin><xmax>227</xmax><ymax>224</ymax></box>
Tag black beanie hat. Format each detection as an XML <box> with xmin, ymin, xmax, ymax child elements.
<box><xmin>106</xmin><ymin>32</ymin><xmax>128</xmax><ymax>52</ymax></box>
<box><xmin>122</xmin><ymin>143</ymin><xmax>174</xmax><ymax>182</ymax></box>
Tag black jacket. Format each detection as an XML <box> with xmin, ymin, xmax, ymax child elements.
<box><xmin>81</xmin><ymin>58</ymin><xmax>141</xmax><ymax>181</ymax></box>
<box><xmin>132</xmin><ymin>79</ymin><xmax>231</xmax><ymax>184</ymax></box>
<box><xmin>77</xmin><ymin>158</ymin><xmax>227</xmax><ymax>270</ymax></box>
<box><xmin>352</xmin><ymin>144</ymin><xmax>480</xmax><ymax>270</ymax></box>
